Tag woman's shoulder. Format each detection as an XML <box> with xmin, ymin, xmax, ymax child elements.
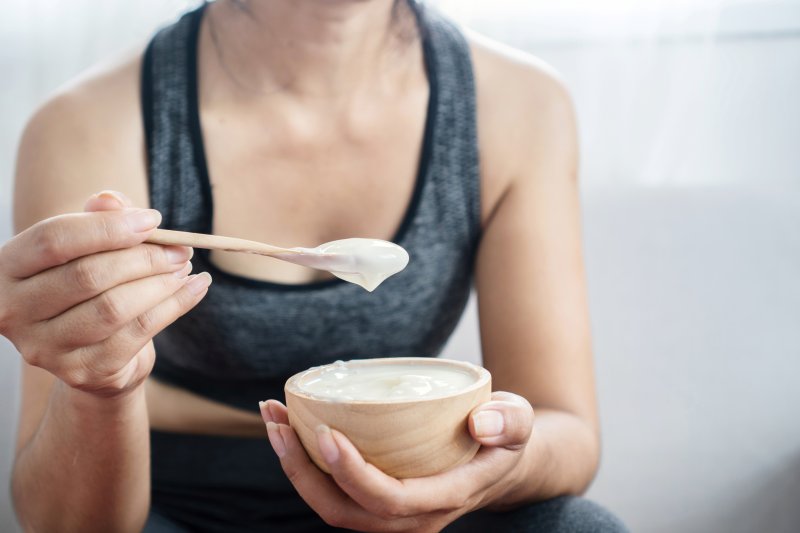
<box><xmin>468</xmin><ymin>31</ymin><xmax>573</xmax><ymax>121</ymax></box>
<box><xmin>466</xmin><ymin>31</ymin><xmax>578</xmax><ymax>219</ymax></box>
<box><xmin>24</xmin><ymin>49</ymin><xmax>144</xmax><ymax>161</ymax></box>
<box><xmin>15</xmin><ymin>50</ymin><xmax>150</xmax><ymax>228</ymax></box>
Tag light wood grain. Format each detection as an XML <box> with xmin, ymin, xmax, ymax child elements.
<box><xmin>146</xmin><ymin>228</ymin><xmax>301</xmax><ymax>256</ymax></box>
<box><xmin>285</xmin><ymin>358</ymin><xmax>492</xmax><ymax>479</ymax></box>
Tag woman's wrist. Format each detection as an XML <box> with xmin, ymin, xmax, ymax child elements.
<box><xmin>53</xmin><ymin>377</ymin><xmax>147</xmax><ymax>420</ymax></box>
<box><xmin>479</xmin><ymin>409</ymin><xmax>598</xmax><ymax>511</ymax></box>
<box><xmin>13</xmin><ymin>374</ymin><xmax>151</xmax><ymax>533</ymax></box>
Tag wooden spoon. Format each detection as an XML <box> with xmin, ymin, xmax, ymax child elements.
<box><xmin>145</xmin><ymin>228</ymin><xmax>410</xmax><ymax>292</ymax></box>
<box><xmin>146</xmin><ymin>228</ymin><xmax>301</xmax><ymax>257</ymax></box>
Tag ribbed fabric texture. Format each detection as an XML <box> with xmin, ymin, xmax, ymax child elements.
<box><xmin>141</xmin><ymin>2</ymin><xmax>480</xmax><ymax>530</ymax></box>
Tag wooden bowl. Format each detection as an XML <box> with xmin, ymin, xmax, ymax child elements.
<box><xmin>285</xmin><ymin>357</ymin><xmax>491</xmax><ymax>479</ymax></box>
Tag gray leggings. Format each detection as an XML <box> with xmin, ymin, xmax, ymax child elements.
<box><xmin>444</xmin><ymin>496</ymin><xmax>629</xmax><ymax>533</ymax></box>
<box><xmin>145</xmin><ymin>496</ymin><xmax>628</xmax><ymax>532</ymax></box>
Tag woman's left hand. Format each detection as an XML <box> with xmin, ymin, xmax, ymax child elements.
<box><xmin>260</xmin><ymin>392</ymin><xmax>534</xmax><ymax>532</ymax></box>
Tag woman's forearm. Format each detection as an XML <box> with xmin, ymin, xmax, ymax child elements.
<box><xmin>12</xmin><ymin>381</ymin><xmax>151</xmax><ymax>532</ymax></box>
<box><xmin>490</xmin><ymin>408</ymin><xmax>601</xmax><ymax>510</ymax></box>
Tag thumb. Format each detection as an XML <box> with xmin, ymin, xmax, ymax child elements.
<box><xmin>84</xmin><ymin>190</ymin><xmax>134</xmax><ymax>212</ymax></box>
<box><xmin>469</xmin><ymin>391</ymin><xmax>534</xmax><ymax>450</ymax></box>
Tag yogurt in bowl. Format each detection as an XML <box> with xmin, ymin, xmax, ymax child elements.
<box><xmin>285</xmin><ymin>357</ymin><xmax>491</xmax><ymax>478</ymax></box>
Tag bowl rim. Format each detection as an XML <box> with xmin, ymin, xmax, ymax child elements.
<box><xmin>284</xmin><ymin>357</ymin><xmax>491</xmax><ymax>405</ymax></box>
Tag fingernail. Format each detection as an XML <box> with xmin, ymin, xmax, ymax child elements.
<box><xmin>97</xmin><ymin>190</ymin><xmax>131</xmax><ymax>207</ymax></box>
<box><xmin>316</xmin><ymin>425</ymin><xmax>339</xmax><ymax>465</ymax></box>
<box><xmin>259</xmin><ymin>401</ymin><xmax>273</xmax><ymax>423</ymax></box>
<box><xmin>473</xmin><ymin>410</ymin><xmax>505</xmax><ymax>437</ymax></box>
<box><xmin>165</xmin><ymin>246</ymin><xmax>190</xmax><ymax>264</ymax></box>
<box><xmin>266</xmin><ymin>422</ymin><xmax>286</xmax><ymax>457</ymax></box>
<box><xmin>126</xmin><ymin>209</ymin><xmax>161</xmax><ymax>232</ymax></box>
<box><xmin>186</xmin><ymin>272</ymin><xmax>211</xmax><ymax>295</ymax></box>
<box><xmin>173</xmin><ymin>261</ymin><xmax>192</xmax><ymax>279</ymax></box>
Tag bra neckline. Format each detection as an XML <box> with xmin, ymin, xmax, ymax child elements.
<box><xmin>184</xmin><ymin>2</ymin><xmax>438</xmax><ymax>292</ymax></box>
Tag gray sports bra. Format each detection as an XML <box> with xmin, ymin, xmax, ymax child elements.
<box><xmin>143</xmin><ymin>0</ymin><xmax>481</xmax><ymax>411</ymax></box>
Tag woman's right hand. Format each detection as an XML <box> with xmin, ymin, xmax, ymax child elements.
<box><xmin>0</xmin><ymin>191</ymin><xmax>211</xmax><ymax>398</ymax></box>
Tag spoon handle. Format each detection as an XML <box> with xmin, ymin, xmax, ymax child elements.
<box><xmin>146</xmin><ymin>229</ymin><xmax>299</xmax><ymax>256</ymax></box>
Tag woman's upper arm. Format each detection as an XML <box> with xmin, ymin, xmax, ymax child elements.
<box><xmin>473</xmin><ymin>45</ymin><xmax>598</xmax><ymax>431</ymax></box>
<box><xmin>12</xmin><ymin>53</ymin><xmax>147</xmax><ymax>455</ymax></box>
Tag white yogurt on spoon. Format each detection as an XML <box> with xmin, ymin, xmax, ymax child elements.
<box><xmin>278</xmin><ymin>238</ymin><xmax>409</xmax><ymax>292</ymax></box>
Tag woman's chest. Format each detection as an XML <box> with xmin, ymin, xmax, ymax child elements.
<box><xmin>199</xmin><ymin>95</ymin><xmax>427</xmax><ymax>284</ymax></box>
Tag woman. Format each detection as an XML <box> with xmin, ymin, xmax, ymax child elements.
<box><xmin>3</xmin><ymin>0</ymin><xmax>627</xmax><ymax>531</ymax></box>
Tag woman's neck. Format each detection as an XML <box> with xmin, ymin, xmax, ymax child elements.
<box><xmin>206</xmin><ymin>0</ymin><xmax>417</xmax><ymax>99</ymax></box>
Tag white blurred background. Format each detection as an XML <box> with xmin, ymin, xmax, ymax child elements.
<box><xmin>1</xmin><ymin>1</ymin><xmax>799</xmax><ymax>531</ymax></box>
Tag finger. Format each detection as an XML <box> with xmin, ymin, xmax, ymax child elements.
<box><xmin>57</xmin><ymin>272</ymin><xmax>211</xmax><ymax>390</ymax></box>
<box><xmin>84</xmin><ymin>190</ymin><xmax>134</xmax><ymax>212</ymax></box>
<box><xmin>469</xmin><ymin>392</ymin><xmax>534</xmax><ymax>450</ymax></box>
<box><xmin>317</xmin><ymin>426</ymin><xmax>412</xmax><ymax>517</ymax></box>
<box><xmin>20</xmin><ymin>243</ymin><xmax>192</xmax><ymax>321</ymax></box>
<box><xmin>259</xmin><ymin>399</ymin><xmax>290</xmax><ymax>425</ymax></box>
<box><xmin>93</xmin><ymin>272</ymin><xmax>210</xmax><ymax>356</ymax></box>
<box><xmin>266</xmin><ymin>422</ymin><xmax>416</xmax><ymax>531</ymax></box>
<box><xmin>3</xmin><ymin>209</ymin><xmax>162</xmax><ymax>279</ymax></box>
<box><xmin>45</xmin><ymin>262</ymin><xmax>195</xmax><ymax>360</ymax></box>
<box><xmin>322</xmin><ymin>426</ymin><xmax>524</xmax><ymax>518</ymax></box>
<box><xmin>318</xmin><ymin>426</ymin><xmax>467</xmax><ymax>518</ymax></box>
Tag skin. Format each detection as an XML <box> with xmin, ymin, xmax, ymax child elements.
<box><xmin>3</xmin><ymin>0</ymin><xmax>597</xmax><ymax>531</ymax></box>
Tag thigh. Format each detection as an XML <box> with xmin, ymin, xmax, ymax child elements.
<box><xmin>143</xmin><ymin>509</ymin><xmax>192</xmax><ymax>533</ymax></box>
<box><xmin>443</xmin><ymin>496</ymin><xmax>629</xmax><ymax>533</ymax></box>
